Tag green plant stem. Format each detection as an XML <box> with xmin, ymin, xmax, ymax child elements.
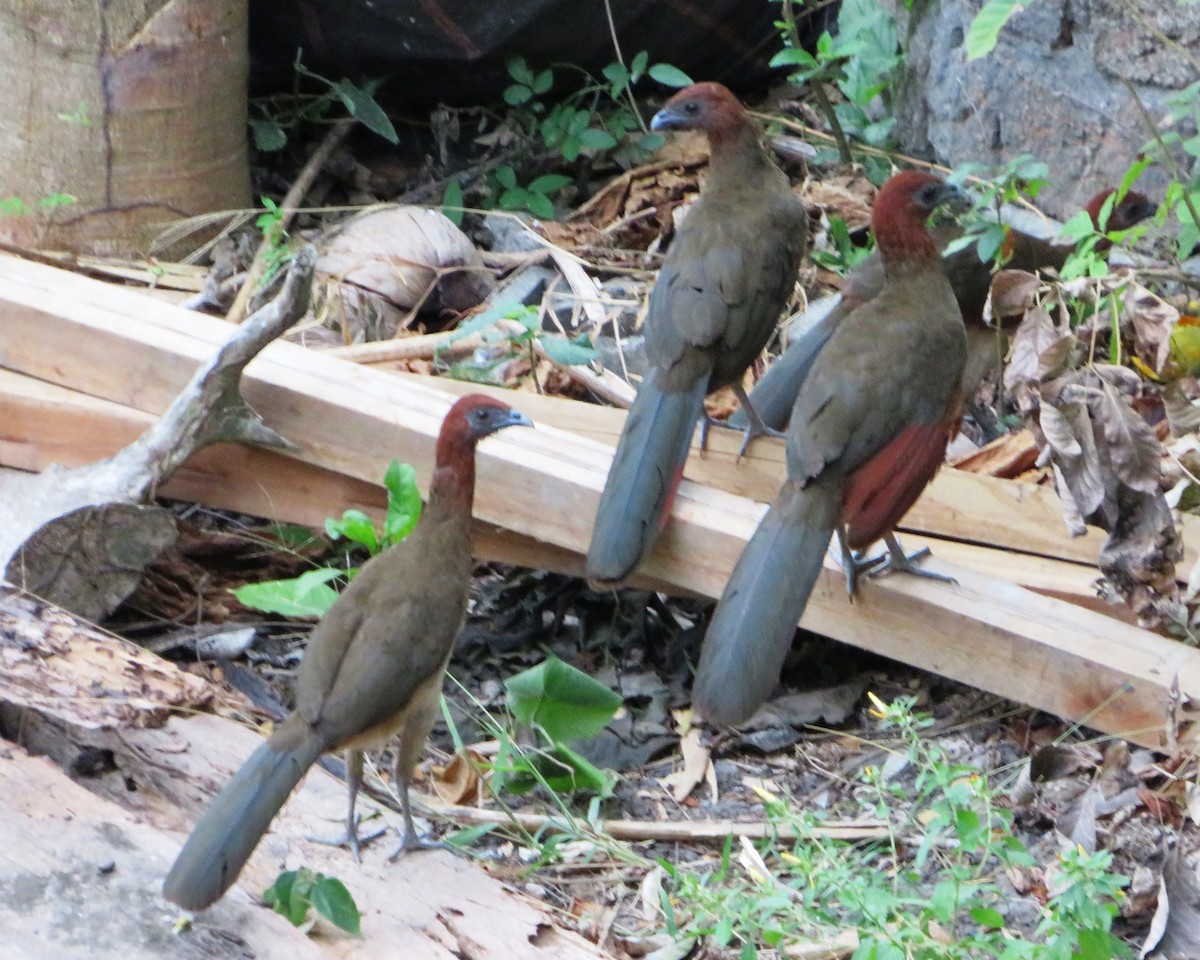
<box><xmin>780</xmin><ymin>0</ymin><xmax>853</xmax><ymax>164</ymax></box>
<box><xmin>1122</xmin><ymin>77</ymin><xmax>1200</xmax><ymax>245</ymax></box>
<box><xmin>601</xmin><ymin>0</ymin><xmax>649</xmax><ymax>133</ymax></box>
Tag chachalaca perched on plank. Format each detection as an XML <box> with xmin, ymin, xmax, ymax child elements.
<box><xmin>586</xmin><ymin>82</ymin><xmax>808</xmax><ymax>590</ymax></box>
<box><xmin>693</xmin><ymin>171</ymin><xmax>968</xmax><ymax>727</ymax></box>
<box><xmin>163</xmin><ymin>394</ymin><xmax>531</xmax><ymax>911</ymax></box>
<box><xmin>735</xmin><ymin>187</ymin><xmax>1157</xmax><ymax>433</ymax></box>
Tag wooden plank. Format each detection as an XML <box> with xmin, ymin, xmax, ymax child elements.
<box><xmin>0</xmin><ymin>253</ymin><xmax>1197</xmax><ymax>749</ymax></box>
<box><xmin>383</xmin><ymin>372</ymin><xmax>1122</xmax><ymax>567</ymax></box>
<box><xmin>0</xmin><ymin>367</ymin><xmax>1106</xmax><ymax>602</ymax></box>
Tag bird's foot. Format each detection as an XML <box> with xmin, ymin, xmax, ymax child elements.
<box><xmin>386</xmin><ymin>830</ymin><xmax>448</xmax><ymax>862</ymax></box>
<box><xmin>870</xmin><ymin>534</ymin><xmax>958</xmax><ymax>586</ymax></box>
<box><xmin>834</xmin><ymin>527</ymin><xmax>885</xmax><ymax>599</ymax></box>
<box><xmin>307</xmin><ymin>818</ymin><xmax>386</xmax><ymax>863</ymax></box>
<box><xmin>730</xmin><ymin>383</ymin><xmax>785</xmax><ymax>456</ymax></box>
<box><xmin>700</xmin><ymin>412</ymin><xmax>785</xmax><ymax>455</ymax></box>
<box><xmin>840</xmin><ymin>549</ymin><xmax>888</xmax><ymax>598</ymax></box>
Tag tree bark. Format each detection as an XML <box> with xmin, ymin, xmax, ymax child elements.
<box><xmin>0</xmin><ymin>0</ymin><xmax>251</xmax><ymax>256</ymax></box>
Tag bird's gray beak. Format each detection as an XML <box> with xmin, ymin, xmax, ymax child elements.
<box><xmin>938</xmin><ymin>182</ymin><xmax>972</xmax><ymax>214</ymax></box>
<box><xmin>650</xmin><ymin>107</ymin><xmax>684</xmax><ymax>132</ymax></box>
<box><xmin>500</xmin><ymin>410</ymin><xmax>534</xmax><ymax>431</ymax></box>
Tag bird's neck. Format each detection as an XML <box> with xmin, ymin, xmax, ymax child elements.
<box><xmin>876</xmin><ymin>221</ymin><xmax>940</xmax><ymax>279</ymax></box>
<box><xmin>427</xmin><ymin>444</ymin><xmax>476</xmax><ymax>516</ymax></box>
<box><xmin>706</xmin><ymin>125</ymin><xmax>770</xmax><ymax>183</ymax></box>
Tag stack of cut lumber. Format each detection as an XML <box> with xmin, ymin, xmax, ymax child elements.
<box><xmin>1</xmin><ymin>251</ymin><xmax>1198</xmax><ymax>750</ymax></box>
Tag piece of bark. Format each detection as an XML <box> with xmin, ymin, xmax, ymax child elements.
<box><xmin>0</xmin><ymin>583</ymin><xmax>212</xmax><ymax>782</ymax></box>
<box><xmin>0</xmin><ymin>246</ymin><xmax>316</xmax><ymax>620</ymax></box>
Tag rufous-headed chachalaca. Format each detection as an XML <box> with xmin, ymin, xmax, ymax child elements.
<box><xmin>163</xmin><ymin>395</ymin><xmax>531</xmax><ymax>911</ymax></box>
<box><xmin>693</xmin><ymin>171</ymin><xmax>968</xmax><ymax>727</ymax></box>
<box><xmin>736</xmin><ymin>187</ymin><xmax>1157</xmax><ymax>432</ymax></box>
<box><xmin>586</xmin><ymin>82</ymin><xmax>808</xmax><ymax>590</ymax></box>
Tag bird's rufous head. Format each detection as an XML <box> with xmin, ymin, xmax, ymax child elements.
<box><xmin>650</xmin><ymin>82</ymin><xmax>748</xmax><ymax>141</ymax></box>
<box><xmin>871</xmin><ymin>171</ymin><xmax>969</xmax><ymax>258</ymax></box>
<box><xmin>1084</xmin><ymin>188</ymin><xmax>1158</xmax><ymax>232</ymax></box>
<box><xmin>439</xmin><ymin>394</ymin><xmax>532</xmax><ymax>447</ymax></box>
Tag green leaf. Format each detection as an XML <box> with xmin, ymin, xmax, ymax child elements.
<box><xmin>769</xmin><ymin>47</ymin><xmax>819</xmax><ymax>69</ymax></box>
<box><xmin>331</xmin><ymin>80</ymin><xmax>399</xmax><ymax>143</ymax></box>
<box><xmin>648</xmin><ymin>63</ymin><xmax>693</xmax><ymax>88</ymax></box>
<box><xmin>325</xmin><ymin>510</ymin><xmax>379</xmax><ymax>553</ymax></box>
<box><xmin>498</xmin><ymin>187</ymin><xmax>529</xmax><ymax>211</ymax></box>
<box><xmin>500</xmin><ymin>742</ymin><xmax>617</xmax><ymax>797</ymax></box>
<box><xmin>1060</xmin><ymin>209</ymin><xmax>1096</xmax><ymax>242</ymax></box>
<box><xmin>264</xmin><ymin>868</ymin><xmax>315</xmax><ymax>927</ymax></box>
<box><xmin>532</xmin><ymin>68</ymin><xmax>554</xmax><ymax>95</ymax></box>
<box><xmin>260</xmin><ymin>522</ymin><xmax>323</xmax><ymax>552</ymax></box>
<box><xmin>578</xmin><ymin>128</ymin><xmax>618</xmax><ymax>152</ymax></box>
<box><xmin>528</xmin><ymin>173</ymin><xmax>572</xmax><ymax>194</ymax></box>
<box><xmin>539</xmin><ymin>334</ymin><xmax>598</xmax><ymax>366</ymax></box>
<box><xmin>525</xmin><ymin>192</ymin><xmax>555</xmax><ymax>219</ymax></box>
<box><xmin>630</xmin><ymin>50</ymin><xmax>648</xmax><ymax>81</ymax></box>
<box><xmin>602</xmin><ymin>62</ymin><xmax>629</xmax><ymax>88</ymax></box>
<box><xmin>443</xmin><ymin>822</ymin><xmax>498</xmax><ymax>847</ymax></box>
<box><xmin>494</xmin><ymin>165</ymin><xmax>518</xmax><ymax>190</ymax></box>
<box><xmin>560</xmin><ymin>134</ymin><xmax>582</xmax><ymax>163</ymax></box>
<box><xmin>383</xmin><ymin>460</ymin><xmax>422</xmax><ymax>544</ymax></box>
<box><xmin>970</xmin><ymin>906</ymin><xmax>1005</xmax><ymax>929</ymax></box>
<box><xmin>442</xmin><ymin>181</ymin><xmax>464</xmax><ymax>227</ymax></box>
<box><xmin>929</xmin><ymin>879</ymin><xmax>959</xmax><ymax>923</ymax></box>
<box><xmin>505</xmin><ymin>55</ymin><xmax>534</xmax><ymax>86</ymax></box>
<box><xmin>234</xmin><ymin>567</ymin><xmax>342</xmax><ymax>618</ymax></box>
<box><xmin>503</xmin><ymin>84</ymin><xmax>533</xmax><ymax>106</ymax></box>
<box><xmin>504</xmin><ymin>656</ymin><xmax>622</xmax><ymax>742</ymax></box>
<box><xmin>249</xmin><ymin>117</ymin><xmax>287</xmax><ymax>152</ymax></box>
<box><xmin>965</xmin><ymin>0</ymin><xmax>1023</xmax><ymax>61</ymax></box>
<box><xmin>310</xmin><ymin>875</ymin><xmax>362</xmax><ymax>936</ymax></box>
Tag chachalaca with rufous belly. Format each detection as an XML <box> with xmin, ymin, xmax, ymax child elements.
<box><xmin>585</xmin><ymin>81</ymin><xmax>808</xmax><ymax>591</ymax></box>
<box><xmin>693</xmin><ymin>171</ymin><xmax>968</xmax><ymax>728</ymax></box>
<box><xmin>734</xmin><ymin>186</ymin><xmax>1157</xmax><ymax>433</ymax></box>
<box><xmin>163</xmin><ymin>394</ymin><xmax>531</xmax><ymax>911</ymax></box>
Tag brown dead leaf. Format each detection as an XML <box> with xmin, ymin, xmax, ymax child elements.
<box><xmin>661</xmin><ymin>716</ymin><xmax>713</xmax><ymax>803</ymax></box>
<box><xmin>1040</xmin><ymin>395</ymin><xmax>1109</xmax><ymax>520</ymax></box>
<box><xmin>428</xmin><ymin>750</ymin><xmax>484</xmax><ymax>805</ymax></box>
<box><xmin>1140</xmin><ymin>848</ymin><xmax>1200</xmax><ymax>959</ymax></box>
<box><xmin>802</xmin><ymin>178</ymin><xmax>875</xmax><ymax>232</ymax></box>
<box><xmin>1094</xmin><ymin>379</ymin><xmax>1163</xmax><ymax>493</ymax></box>
<box><xmin>1029</xmin><ymin>743</ymin><xmax>1089</xmax><ymax>782</ymax></box>
<box><xmin>1004</xmin><ymin>306</ymin><xmax>1071</xmax><ymax>407</ymax></box>
<box><xmin>1056</xmin><ymin>784</ymin><xmax>1100</xmax><ymax>853</ymax></box>
<box><xmin>949</xmin><ymin>428</ymin><xmax>1040</xmax><ymax>477</ymax></box>
<box><xmin>986</xmin><ymin>269</ymin><xmax>1043</xmax><ymax>324</ymax></box>
<box><xmin>1161</xmin><ymin>381</ymin><xmax>1200</xmax><ymax>437</ymax></box>
<box><xmin>1097</xmin><ymin>487</ymin><xmax>1183</xmax><ymax>624</ymax></box>
<box><xmin>1124</xmin><ymin>282</ymin><xmax>1180</xmax><ymax>375</ymax></box>
<box><xmin>316</xmin><ymin>206</ymin><xmax>493</xmax><ymax>341</ymax></box>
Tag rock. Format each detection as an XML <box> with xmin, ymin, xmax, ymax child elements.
<box><xmin>889</xmin><ymin>0</ymin><xmax>1197</xmax><ymax>218</ymax></box>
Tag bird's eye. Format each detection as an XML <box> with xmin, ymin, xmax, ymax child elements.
<box><xmin>683</xmin><ymin>101</ymin><xmax>700</xmax><ymax>114</ymax></box>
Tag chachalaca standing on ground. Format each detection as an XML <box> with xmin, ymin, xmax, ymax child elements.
<box><xmin>163</xmin><ymin>394</ymin><xmax>531</xmax><ymax>910</ymax></box>
<box><xmin>586</xmin><ymin>82</ymin><xmax>808</xmax><ymax>590</ymax></box>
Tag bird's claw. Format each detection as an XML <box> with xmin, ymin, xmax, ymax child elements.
<box><xmin>834</xmin><ymin>532</ymin><xmax>957</xmax><ymax>596</ymax></box>
<box><xmin>386</xmin><ymin>831</ymin><xmax>448</xmax><ymax>862</ymax></box>
<box><xmin>307</xmin><ymin>819</ymin><xmax>386</xmax><ymax>863</ymax></box>
<box><xmin>872</xmin><ymin>535</ymin><xmax>957</xmax><ymax>586</ymax></box>
<box><xmin>700</xmin><ymin>412</ymin><xmax>785</xmax><ymax>456</ymax></box>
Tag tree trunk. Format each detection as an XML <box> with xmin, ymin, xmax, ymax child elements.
<box><xmin>0</xmin><ymin>1</ymin><xmax>251</xmax><ymax>257</ymax></box>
